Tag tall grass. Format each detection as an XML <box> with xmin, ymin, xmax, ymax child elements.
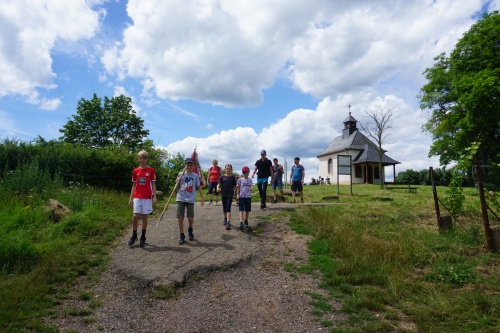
<box><xmin>0</xmin><ymin>162</ymin><xmax>132</xmax><ymax>332</ymax></box>
<box><xmin>288</xmin><ymin>184</ymin><xmax>499</xmax><ymax>332</ymax></box>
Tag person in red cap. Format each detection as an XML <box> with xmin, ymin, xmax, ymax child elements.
<box><xmin>236</xmin><ymin>166</ymin><xmax>253</xmax><ymax>230</ymax></box>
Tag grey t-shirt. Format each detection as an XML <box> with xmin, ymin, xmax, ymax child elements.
<box><xmin>176</xmin><ymin>172</ymin><xmax>200</xmax><ymax>203</ymax></box>
<box><xmin>272</xmin><ymin>164</ymin><xmax>283</xmax><ymax>181</ymax></box>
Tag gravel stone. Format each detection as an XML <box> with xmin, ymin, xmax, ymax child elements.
<box><xmin>49</xmin><ymin>202</ymin><xmax>344</xmax><ymax>332</ymax></box>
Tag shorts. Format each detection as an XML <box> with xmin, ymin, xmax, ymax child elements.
<box><xmin>257</xmin><ymin>177</ymin><xmax>269</xmax><ymax>186</ymax></box>
<box><xmin>133</xmin><ymin>198</ymin><xmax>153</xmax><ymax>215</ymax></box>
<box><xmin>221</xmin><ymin>196</ymin><xmax>233</xmax><ymax>213</ymax></box>
<box><xmin>291</xmin><ymin>181</ymin><xmax>303</xmax><ymax>192</ymax></box>
<box><xmin>176</xmin><ymin>201</ymin><xmax>194</xmax><ymax>218</ymax></box>
<box><xmin>238</xmin><ymin>197</ymin><xmax>252</xmax><ymax>212</ymax></box>
<box><xmin>208</xmin><ymin>181</ymin><xmax>219</xmax><ymax>195</ymax></box>
<box><xmin>271</xmin><ymin>179</ymin><xmax>283</xmax><ymax>190</ymax></box>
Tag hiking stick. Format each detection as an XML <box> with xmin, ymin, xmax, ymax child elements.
<box><xmin>156</xmin><ymin>167</ymin><xmax>186</xmax><ymax>227</ymax></box>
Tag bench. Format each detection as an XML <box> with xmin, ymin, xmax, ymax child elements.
<box><xmin>383</xmin><ymin>182</ymin><xmax>418</xmax><ymax>193</ymax></box>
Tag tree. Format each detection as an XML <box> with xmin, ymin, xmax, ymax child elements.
<box><xmin>361</xmin><ymin>105</ymin><xmax>394</xmax><ymax>189</ymax></box>
<box><xmin>60</xmin><ymin>94</ymin><xmax>149</xmax><ymax>149</ymax></box>
<box><xmin>419</xmin><ymin>11</ymin><xmax>500</xmax><ymax>178</ymax></box>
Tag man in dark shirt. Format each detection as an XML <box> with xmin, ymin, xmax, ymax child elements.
<box><xmin>252</xmin><ymin>150</ymin><xmax>273</xmax><ymax>209</ymax></box>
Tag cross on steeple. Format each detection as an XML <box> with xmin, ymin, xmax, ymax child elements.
<box><xmin>347</xmin><ymin>103</ymin><xmax>352</xmax><ymax>113</ymax></box>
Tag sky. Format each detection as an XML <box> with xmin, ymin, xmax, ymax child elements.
<box><xmin>1</xmin><ymin>0</ymin><xmax>499</xmax><ymax>181</ymax></box>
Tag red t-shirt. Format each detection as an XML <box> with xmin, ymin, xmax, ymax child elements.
<box><xmin>132</xmin><ymin>166</ymin><xmax>156</xmax><ymax>199</ymax></box>
<box><xmin>208</xmin><ymin>166</ymin><xmax>221</xmax><ymax>182</ymax></box>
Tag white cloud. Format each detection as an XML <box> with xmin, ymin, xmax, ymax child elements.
<box><xmin>102</xmin><ymin>0</ymin><xmax>489</xmax><ymax>107</ymax></box>
<box><xmin>0</xmin><ymin>0</ymin><xmax>101</xmax><ymax>105</ymax></box>
<box><xmin>165</xmin><ymin>92</ymin><xmax>441</xmax><ymax>178</ymax></box>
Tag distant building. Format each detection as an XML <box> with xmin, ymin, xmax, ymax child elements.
<box><xmin>317</xmin><ymin>113</ymin><xmax>400</xmax><ymax>185</ymax></box>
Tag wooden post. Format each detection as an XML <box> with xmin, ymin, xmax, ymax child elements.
<box><xmin>430</xmin><ymin>167</ymin><xmax>441</xmax><ymax>226</ymax></box>
<box><xmin>475</xmin><ymin>165</ymin><xmax>497</xmax><ymax>252</ymax></box>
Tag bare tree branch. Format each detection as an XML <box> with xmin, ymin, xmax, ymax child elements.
<box><xmin>360</xmin><ymin>105</ymin><xmax>395</xmax><ymax>188</ymax></box>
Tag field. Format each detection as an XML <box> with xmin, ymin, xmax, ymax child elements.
<box><xmin>0</xmin><ymin>167</ymin><xmax>499</xmax><ymax>332</ymax></box>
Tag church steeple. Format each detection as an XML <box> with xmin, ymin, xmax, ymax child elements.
<box><xmin>342</xmin><ymin>105</ymin><xmax>358</xmax><ymax>138</ymax></box>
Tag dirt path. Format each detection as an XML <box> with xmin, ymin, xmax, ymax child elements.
<box><xmin>50</xmin><ymin>202</ymin><xmax>343</xmax><ymax>332</ymax></box>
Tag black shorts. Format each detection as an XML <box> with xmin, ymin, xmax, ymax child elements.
<box><xmin>291</xmin><ymin>181</ymin><xmax>303</xmax><ymax>192</ymax></box>
<box><xmin>238</xmin><ymin>197</ymin><xmax>251</xmax><ymax>212</ymax></box>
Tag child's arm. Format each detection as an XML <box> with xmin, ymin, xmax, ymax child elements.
<box><xmin>152</xmin><ymin>181</ymin><xmax>157</xmax><ymax>204</ymax></box>
<box><xmin>129</xmin><ymin>183</ymin><xmax>136</xmax><ymax>207</ymax></box>
<box><xmin>197</xmin><ymin>185</ymin><xmax>205</xmax><ymax>205</ymax></box>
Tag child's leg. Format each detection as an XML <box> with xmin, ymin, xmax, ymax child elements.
<box><xmin>141</xmin><ymin>214</ymin><xmax>148</xmax><ymax>230</ymax></box>
<box><xmin>187</xmin><ymin>217</ymin><xmax>194</xmax><ymax>228</ymax></box>
<box><xmin>178</xmin><ymin>217</ymin><xmax>184</xmax><ymax>233</ymax></box>
<box><xmin>132</xmin><ymin>213</ymin><xmax>139</xmax><ymax>230</ymax></box>
<box><xmin>239</xmin><ymin>210</ymin><xmax>244</xmax><ymax>222</ymax></box>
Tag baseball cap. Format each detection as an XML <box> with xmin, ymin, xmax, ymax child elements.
<box><xmin>185</xmin><ymin>158</ymin><xmax>194</xmax><ymax>164</ymax></box>
<box><xmin>242</xmin><ymin>166</ymin><xmax>250</xmax><ymax>173</ymax></box>
<box><xmin>260</xmin><ymin>150</ymin><xmax>267</xmax><ymax>155</ymax></box>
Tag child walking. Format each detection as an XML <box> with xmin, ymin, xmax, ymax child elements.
<box><xmin>236</xmin><ymin>166</ymin><xmax>253</xmax><ymax>230</ymax></box>
<box><xmin>176</xmin><ymin>158</ymin><xmax>205</xmax><ymax>245</ymax></box>
<box><xmin>128</xmin><ymin>150</ymin><xmax>157</xmax><ymax>247</ymax></box>
<box><xmin>217</xmin><ymin>164</ymin><xmax>237</xmax><ymax>230</ymax></box>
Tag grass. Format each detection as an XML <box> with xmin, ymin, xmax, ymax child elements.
<box><xmin>0</xmin><ymin>165</ymin><xmax>135</xmax><ymax>332</ymax></box>
<box><xmin>2</xmin><ymin>165</ymin><xmax>499</xmax><ymax>332</ymax></box>
<box><xmin>284</xmin><ymin>184</ymin><xmax>499</xmax><ymax>332</ymax></box>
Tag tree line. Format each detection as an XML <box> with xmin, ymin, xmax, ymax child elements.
<box><xmin>1</xmin><ymin>93</ymin><xmax>185</xmax><ymax>192</ymax></box>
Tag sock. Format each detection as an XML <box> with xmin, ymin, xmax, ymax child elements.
<box><xmin>141</xmin><ymin>229</ymin><xmax>146</xmax><ymax>238</ymax></box>
<box><xmin>132</xmin><ymin>230</ymin><xmax>137</xmax><ymax>237</ymax></box>
<box><xmin>180</xmin><ymin>233</ymin><xmax>185</xmax><ymax>238</ymax></box>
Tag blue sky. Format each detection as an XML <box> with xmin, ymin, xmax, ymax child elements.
<box><xmin>1</xmin><ymin>0</ymin><xmax>499</xmax><ymax>179</ymax></box>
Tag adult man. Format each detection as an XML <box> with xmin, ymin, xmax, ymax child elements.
<box><xmin>271</xmin><ymin>158</ymin><xmax>285</xmax><ymax>203</ymax></box>
<box><xmin>252</xmin><ymin>150</ymin><xmax>273</xmax><ymax>209</ymax></box>
<box><xmin>290</xmin><ymin>157</ymin><xmax>305</xmax><ymax>203</ymax></box>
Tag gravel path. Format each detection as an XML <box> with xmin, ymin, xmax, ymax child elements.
<box><xmin>49</xmin><ymin>201</ymin><xmax>343</xmax><ymax>332</ymax></box>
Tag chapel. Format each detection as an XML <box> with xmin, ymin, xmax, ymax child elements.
<box><xmin>317</xmin><ymin>112</ymin><xmax>400</xmax><ymax>184</ymax></box>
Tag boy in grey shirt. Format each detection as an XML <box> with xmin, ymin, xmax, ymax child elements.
<box><xmin>176</xmin><ymin>158</ymin><xmax>205</xmax><ymax>244</ymax></box>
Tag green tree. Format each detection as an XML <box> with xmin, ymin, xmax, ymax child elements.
<box><xmin>419</xmin><ymin>11</ymin><xmax>500</xmax><ymax>180</ymax></box>
<box><xmin>60</xmin><ymin>94</ymin><xmax>149</xmax><ymax>149</ymax></box>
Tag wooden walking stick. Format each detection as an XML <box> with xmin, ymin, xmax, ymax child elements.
<box><xmin>156</xmin><ymin>167</ymin><xmax>186</xmax><ymax>227</ymax></box>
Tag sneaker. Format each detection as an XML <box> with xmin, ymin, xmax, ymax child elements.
<box><xmin>244</xmin><ymin>220</ymin><xmax>249</xmax><ymax>229</ymax></box>
<box><xmin>223</xmin><ymin>218</ymin><xmax>227</xmax><ymax>225</ymax></box>
<box><xmin>215</xmin><ymin>201</ymin><xmax>219</xmax><ymax>206</ymax></box>
<box><xmin>240</xmin><ymin>222</ymin><xmax>244</xmax><ymax>231</ymax></box>
<box><xmin>292</xmin><ymin>199</ymin><xmax>296</xmax><ymax>203</ymax></box>
<box><xmin>208</xmin><ymin>200</ymin><xmax>213</xmax><ymax>205</ymax></box>
<box><xmin>128</xmin><ymin>234</ymin><xmax>137</xmax><ymax>246</ymax></box>
<box><xmin>139</xmin><ymin>236</ymin><xmax>146</xmax><ymax>247</ymax></box>
<box><xmin>272</xmin><ymin>199</ymin><xmax>277</xmax><ymax>204</ymax></box>
<box><xmin>301</xmin><ymin>198</ymin><xmax>304</xmax><ymax>203</ymax></box>
<box><xmin>282</xmin><ymin>196</ymin><xmax>285</xmax><ymax>203</ymax></box>
<box><xmin>188</xmin><ymin>227</ymin><xmax>194</xmax><ymax>241</ymax></box>
<box><xmin>179</xmin><ymin>233</ymin><xmax>186</xmax><ymax>245</ymax></box>
<box><xmin>226</xmin><ymin>222</ymin><xmax>231</xmax><ymax>230</ymax></box>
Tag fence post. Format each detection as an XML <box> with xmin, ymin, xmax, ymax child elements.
<box><xmin>475</xmin><ymin>165</ymin><xmax>497</xmax><ymax>252</ymax></box>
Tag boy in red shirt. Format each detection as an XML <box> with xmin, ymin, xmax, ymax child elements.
<box><xmin>128</xmin><ymin>150</ymin><xmax>157</xmax><ymax>247</ymax></box>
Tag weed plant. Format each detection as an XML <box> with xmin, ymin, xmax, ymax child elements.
<box><xmin>0</xmin><ymin>163</ymin><xmax>132</xmax><ymax>332</ymax></box>
<box><xmin>288</xmin><ymin>184</ymin><xmax>499</xmax><ymax>332</ymax></box>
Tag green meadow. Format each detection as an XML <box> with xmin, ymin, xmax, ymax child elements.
<box><xmin>1</xmin><ymin>166</ymin><xmax>498</xmax><ymax>332</ymax></box>
<box><xmin>287</xmin><ymin>184</ymin><xmax>499</xmax><ymax>332</ymax></box>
